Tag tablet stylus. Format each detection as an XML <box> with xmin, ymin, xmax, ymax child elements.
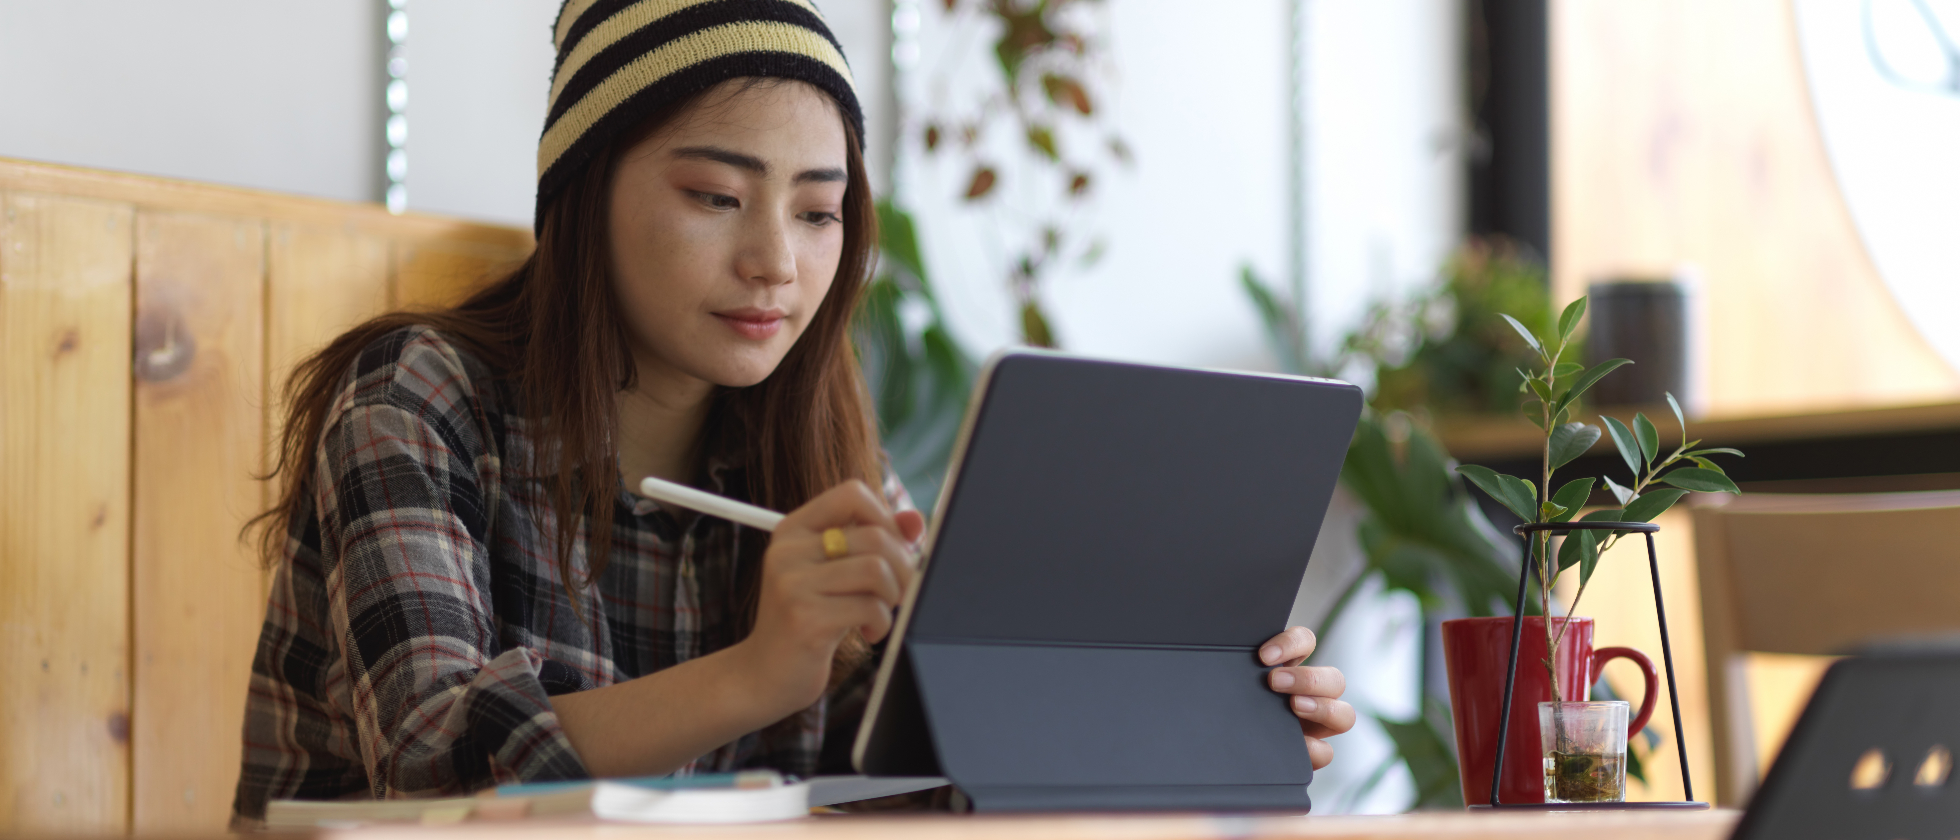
<box><xmin>637</xmin><ymin>475</ymin><xmax>786</xmax><ymax>532</ymax></box>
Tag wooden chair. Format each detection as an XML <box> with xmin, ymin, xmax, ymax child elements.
<box><xmin>1692</xmin><ymin>490</ymin><xmax>1960</xmax><ymax>806</ymax></box>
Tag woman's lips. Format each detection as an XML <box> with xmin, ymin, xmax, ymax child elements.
<box><xmin>713</xmin><ymin>309</ymin><xmax>785</xmax><ymax>340</ymax></box>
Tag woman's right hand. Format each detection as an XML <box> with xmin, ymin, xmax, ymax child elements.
<box><xmin>740</xmin><ymin>481</ymin><xmax>925</xmax><ymax>710</ymax></box>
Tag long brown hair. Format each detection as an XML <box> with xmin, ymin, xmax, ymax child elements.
<box><xmin>256</xmin><ymin>79</ymin><xmax>882</xmax><ymax>649</ymax></box>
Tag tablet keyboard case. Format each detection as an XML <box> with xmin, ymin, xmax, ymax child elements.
<box><xmin>861</xmin><ymin>354</ymin><xmax>1362</xmax><ymax>812</ymax></box>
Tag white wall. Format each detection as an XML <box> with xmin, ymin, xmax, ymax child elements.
<box><xmin>403</xmin><ymin>0</ymin><xmax>895</xmax><ymax>226</ymax></box>
<box><xmin>0</xmin><ymin>1</ymin><xmax>380</xmax><ymax>203</ymax></box>
<box><xmin>0</xmin><ymin>0</ymin><xmax>893</xmax><ymax>225</ymax></box>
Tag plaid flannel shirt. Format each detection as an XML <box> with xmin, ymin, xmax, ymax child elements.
<box><xmin>232</xmin><ymin>326</ymin><xmax>911</xmax><ymax>824</ymax></box>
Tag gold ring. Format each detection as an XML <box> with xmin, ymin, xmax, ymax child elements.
<box><xmin>822</xmin><ymin>527</ymin><xmax>849</xmax><ymax>560</ymax></box>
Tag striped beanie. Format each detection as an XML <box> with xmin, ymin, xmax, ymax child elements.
<box><xmin>536</xmin><ymin>0</ymin><xmax>865</xmax><ymax>231</ymax></box>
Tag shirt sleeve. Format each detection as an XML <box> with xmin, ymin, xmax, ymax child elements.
<box><xmin>315</xmin><ymin>329</ymin><xmax>588</xmax><ymax>798</ymax></box>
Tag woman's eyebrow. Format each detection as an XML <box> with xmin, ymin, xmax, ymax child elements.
<box><xmin>671</xmin><ymin>145</ymin><xmax>843</xmax><ymax>184</ymax></box>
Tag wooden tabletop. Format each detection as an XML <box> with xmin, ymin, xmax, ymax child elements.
<box><xmin>316</xmin><ymin>809</ymin><xmax>1739</xmax><ymax>840</ymax></box>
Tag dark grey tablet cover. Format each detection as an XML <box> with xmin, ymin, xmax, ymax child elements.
<box><xmin>852</xmin><ymin>352</ymin><xmax>1363</xmax><ymax>812</ymax></box>
<box><xmin>1733</xmin><ymin>647</ymin><xmax>1960</xmax><ymax>839</ymax></box>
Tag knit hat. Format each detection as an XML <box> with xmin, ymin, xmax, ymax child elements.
<box><xmin>535</xmin><ymin>0</ymin><xmax>865</xmax><ymax>231</ymax></box>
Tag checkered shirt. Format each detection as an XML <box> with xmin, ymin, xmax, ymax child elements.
<box><xmin>231</xmin><ymin>326</ymin><xmax>910</xmax><ymax>824</ymax></box>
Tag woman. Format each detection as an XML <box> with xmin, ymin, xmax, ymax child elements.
<box><xmin>232</xmin><ymin>1</ymin><xmax>1353</xmax><ymax>823</ymax></box>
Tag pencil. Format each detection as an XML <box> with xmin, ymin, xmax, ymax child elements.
<box><xmin>637</xmin><ymin>475</ymin><xmax>786</xmax><ymax>532</ymax></box>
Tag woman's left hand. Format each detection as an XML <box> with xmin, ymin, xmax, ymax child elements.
<box><xmin>1260</xmin><ymin>626</ymin><xmax>1355</xmax><ymax>770</ymax></box>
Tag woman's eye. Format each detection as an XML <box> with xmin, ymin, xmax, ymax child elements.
<box><xmin>690</xmin><ymin>191</ymin><xmax>738</xmax><ymax>210</ymax></box>
<box><xmin>800</xmin><ymin>210</ymin><xmax>843</xmax><ymax>226</ymax></box>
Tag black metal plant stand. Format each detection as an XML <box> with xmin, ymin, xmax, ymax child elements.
<box><xmin>1471</xmin><ymin>520</ymin><xmax>1709</xmax><ymax>811</ymax></box>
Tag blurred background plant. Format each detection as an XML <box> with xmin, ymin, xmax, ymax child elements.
<box><xmin>909</xmin><ymin>0</ymin><xmax>1130</xmax><ymax>348</ymax></box>
<box><xmin>854</xmin><ymin>199</ymin><xmax>978</xmax><ymax>514</ymax></box>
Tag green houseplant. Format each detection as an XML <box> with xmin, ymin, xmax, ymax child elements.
<box><xmin>1453</xmin><ymin>295</ymin><xmax>1745</xmax><ymax>801</ymax></box>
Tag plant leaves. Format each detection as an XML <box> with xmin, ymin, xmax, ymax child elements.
<box><xmin>1548</xmin><ymin>422</ymin><xmax>1603</xmax><ymax>470</ymax></box>
<box><xmin>1019</xmin><ymin>300</ymin><xmax>1057</xmax><ymax>347</ymax></box>
<box><xmin>1634</xmin><ymin>412</ymin><xmax>1660</xmax><ymax>467</ymax></box>
<box><xmin>1688</xmin><ymin>447</ymin><xmax>1746</xmax><ymax>458</ymax></box>
<box><xmin>1603</xmin><ymin>475</ymin><xmax>1635</xmax><ymax>505</ymax></box>
<box><xmin>1661</xmin><ymin>467</ymin><xmax>1741</xmax><ymax>493</ymax></box>
<box><xmin>1551</xmin><ymin>358</ymin><xmax>1633</xmax><ymax>418</ymax></box>
<box><xmin>1522</xmin><ymin>399</ymin><xmax>1548</xmax><ymax>431</ymax></box>
<box><xmin>1457</xmin><ymin>465</ymin><xmax>1540</xmax><ymax>522</ymax></box>
<box><xmin>1541</xmin><ymin>500</ymin><xmax>1569</xmax><ymax>520</ymax></box>
<box><xmin>1549</xmin><ymin>477</ymin><xmax>1597</xmax><ymax>523</ymax></box>
<box><xmin>1557</xmin><ymin>528</ymin><xmax>1597</xmax><ymax>573</ymax></box>
<box><xmin>1067</xmin><ymin>171</ymin><xmax>1091</xmax><ymax>198</ymax></box>
<box><xmin>1500</xmin><ymin>313</ymin><xmax>1544</xmax><ymax>357</ymax></box>
<box><xmin>1623</xmin><ymin>488</ymin><xmax>1690</xmax><ymax>522</ymax></box>
<box><xmin>964</xmin><ymin>166</ymin><xmax>998</xmax><ymax>200</ymax></box>
<box><xmin>1688</xmin><ymin>456</ymin><xmax>1726</xmax><ymax>474</ymax></box>
<box><xmin>1602</xmin><ymin>415</ymin><xmax>1641</xmax><ymax>477</ymax></box>
<box><xmin>1025</xmin><ymin>125</ymin><xmax>1059</xmax><ymax>161</ymax></box>
<box><xmin>1527</xmin><ymin>377</ymin><xmax>1553</xmax><ymax>404</ymax></box>
<box><xmin>1041</xmin><ymin>73</ymin><xmax>1094</xmax><ymax>115</ymax></box>
<box><xmin>1553</xmin><ymin>362</ymin><xmax>1585</xmax><ymax>378</ymax></box>
<box><xmin>923</xmin><ymin>123</ymin><xmax>942</xmax><ymax>152</ymax></box>
<box><xmin>1666</xmin><ymin>392</ymin><xmax>1687</xmax><ymax>443</ymax></box>
<box><xmin>1558</xmin><ymin>296</ymin><xmax>1588</xmax><ymax>342</ymax></box>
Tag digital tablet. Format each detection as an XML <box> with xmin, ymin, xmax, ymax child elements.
<box><xmin>850</xmin><ymin>350</ymin><xmax>1363</xmax><ymax>811</ymax></box>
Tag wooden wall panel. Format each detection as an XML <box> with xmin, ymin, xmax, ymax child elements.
<box><xmin>393</xmin><ymin>242</ymin><xmax>519</xmax><ymax>311</ymax></box>
<box><xmin>1</xmin><ymin>157</ymin><xmax>529</xmax><ymax>831</ymax></box>
<box><xmin>1549</xmin><ymin>0</ymin><xmax>1960</xmax><ymax>417</ymax></box>
<box><xmin>0</xmin><ymin>193</ymin><xmax>135</xmax><ymax>833</ymax></box>
<box><xmin>265</xmin><ymin>223</ymin><xmax>392</xmax><ymax>501</ymax></box>
<box><xmin>129</xmin><ymin>212</ymin><xmax>268</xmax><ymax>832</ymax></box>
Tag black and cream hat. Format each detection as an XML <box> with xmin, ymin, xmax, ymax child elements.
<box><xmin>536</xmin><ymin>0</ymin><xmax>865</xmax><ymax>230</ymax></box>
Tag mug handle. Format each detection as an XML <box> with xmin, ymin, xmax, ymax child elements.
<box><xmin>1591</xmin><ymin>646</ymin><xmax>1659</xmax><ymax>736</ymax></box>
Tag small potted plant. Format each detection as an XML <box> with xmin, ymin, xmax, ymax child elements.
<box><xmin>1450</xmin><ymin>296</ymin><xmax>1745</xmax><ymax>803</ymax></box>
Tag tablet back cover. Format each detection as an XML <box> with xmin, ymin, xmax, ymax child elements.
<box><xmin>875</xmin><ymin>353</ymin><xmax>1361</xmax><ymax>806</ymax></box>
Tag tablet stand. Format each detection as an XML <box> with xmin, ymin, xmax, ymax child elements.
<box><xmin>1468</xmin><ymin>520</ymin><xmax>1709</xmax><ymax>811</ymax></box>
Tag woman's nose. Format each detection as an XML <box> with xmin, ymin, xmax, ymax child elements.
<box><xmin>735</xmin><ymin>213</ymin><xmax>797</xmax><ymax>286</ymax></box>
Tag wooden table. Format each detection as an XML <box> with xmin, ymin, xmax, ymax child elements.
<box><xmin>315</xmin><ymin>810</ymin><xmax>1739</xmax><ymax>840</ymax></box>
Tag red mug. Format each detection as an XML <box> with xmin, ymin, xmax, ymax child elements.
<box><xmin>1440</xmin><ymin>616</ymin><xmax>1658</xmax><ymax>805</ymax></box>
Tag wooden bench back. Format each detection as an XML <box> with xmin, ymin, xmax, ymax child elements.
<box><xmin>0</xmin><ymin>158</ymin><xmax>526</xmax><ymax>834</ymax></box>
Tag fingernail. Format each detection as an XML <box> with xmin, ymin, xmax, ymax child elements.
<box><xmin>1270</xmin><ymin>670</ymin><xmax>1294</xmax><ymax>690</ymax></box>
<box><xmin>1260</xmin><ymin>645</ymin><xmax>1282</xmax><ymax>665</ymax></box>
<box><xmin>1294</xmin><ymin>695</ymin><xmax>1318</xmax><ymax>714</ymax></box>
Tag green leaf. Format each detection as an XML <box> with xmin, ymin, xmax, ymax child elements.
<box><xmin>1548</xmin><ymin>422</ymin><xmax>1603</xmax><ymax>470</ymax></box>
<box><xmin>1549</xmin><ymin>477</ymin><xmax>1597</xmax><ymax>523</ymax></box>
<box><xmin>1623</xmin><ymin>488</ymin><xmax>1690</xmax><ymax>522</ymax></box>
<box><xmin>1239</xmin><ymin>267</ymin><xmax>1307</xmax><ymax>374</ymax></box>
<box><xmin>1551</xmin><ymin>358</ymin><xmax>1634</xmax><ymax>418</ymax></box>
<box><xmin>1578</xmin><ymin>508</ymin><xmax>1630</xmax><ymax>583</ymax></box>
<box><xmin>1541</xmin><ymin>500</ymin><xmax>1569</xmax><ymax>520</ymax></box>
<box><xmin>1557</xmin><ymin>528</ymin><xmax>1596</xmax><ymax>573</ymax></box>
<box><xmin>1634</xmin><ymin>412</ymin><xmax>1660</xmax><ymax>466</ymax></box>
<box><xmin>1522</xmin><ymin>400</ymin><xmax>1548</xmax><ymax>431</ymax></box>
<box><xmin>1558</xmin><ymin>296</ymin><xmax>1588</xmax><ymax>342</ymax></box>
<box><xmin>1666</xmin><ymin>392</ymin><xmax>1687</xmax><ymax>444</ymax></box>
<box><xmin>1457</xmin><ymin>465</ymin><xmax>1540</xmax><ymax>522</ymax></box>
<box><xmin>875</xmin><ymin>199</ymin><xmax>929</xmax><ymax>283</ymax></box>
<box><xmin>1552</xmin><ymin>362</ymin><xmax>1585</xmax><ymax>378</ymax></box>
<box><xmin>1527</xmin><ymin>377</ymin><xmax>1553</xmax><ymax>404</ymax></box>
<box><xmin>1500</xmin><ymin>313</ymin><xmax>1544</xmax><ymax>358</ymax></box>
<box><xmin>1602</xmin><ymin>415</ymin><xmax>1642</xmax><ymax>477</ymax></box>
<box><xmin>1687</xmin><ymin>447</ymin><xmax>1746</xmax><ymax>458</ymax></box>
<box><xmin>1603</xmin><ymin>475</ymin><xmax>1635</xmax><ymax>505</ymax></box>
<box><xmin>1661</xmin><ymin>467</ymin><xmax>1742</xmax><ymax>494</ymax></box>
<box><xmin>1688</xmin><ymin>456</ymin><xmax>1726</xmax><ymax>474</ymax></box>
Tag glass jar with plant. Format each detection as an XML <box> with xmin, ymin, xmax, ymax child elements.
<box><xmin>1453</xmin><ymin>295</ymin><xmax>1744</xmax><ymax>804</ymax></box>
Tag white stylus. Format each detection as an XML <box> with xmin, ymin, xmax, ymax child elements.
<box><xmin>637</xmin><ymin>475</ymin><xmax>785</xmax><ymax>532</ymax></box>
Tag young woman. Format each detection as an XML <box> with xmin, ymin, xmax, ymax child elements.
<box><xmin>232</xmin><ymin>1</ymin><xmax>1353</xmax><ymax>823</ymax></box>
